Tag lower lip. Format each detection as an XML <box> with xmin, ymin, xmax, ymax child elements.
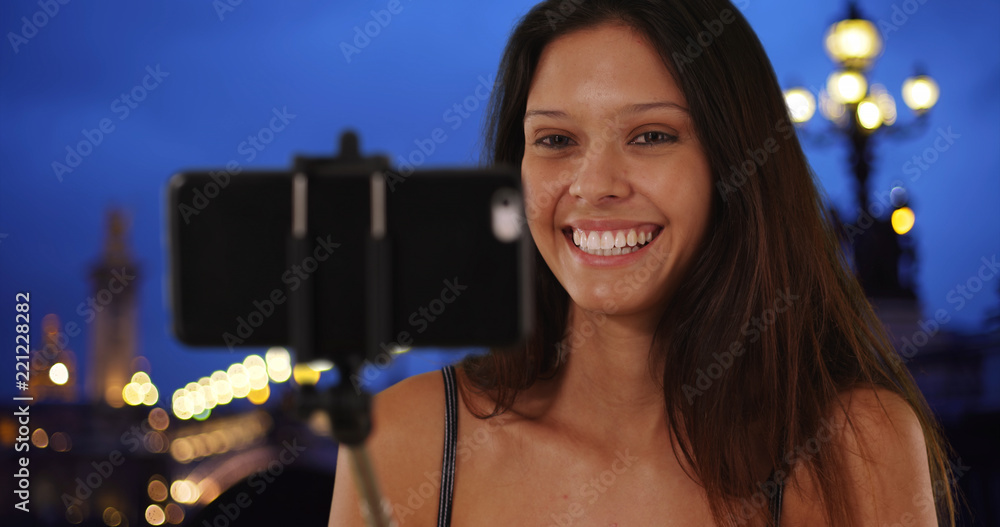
<box><xmin>564</xmin><ymin>230</ymin><xmax>661</xmax><ymax>268</ymax></box>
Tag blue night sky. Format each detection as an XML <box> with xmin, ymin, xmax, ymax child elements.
<box><xmin>1</xmin><ymin>0</ymin><xmax>998</xmax><ymax>402</ymax></box>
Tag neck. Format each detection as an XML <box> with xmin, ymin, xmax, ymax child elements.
<box><xmin>540</xmin><ymin>302</ymin><xmax>668</xmax><ymax>444</ymax></box>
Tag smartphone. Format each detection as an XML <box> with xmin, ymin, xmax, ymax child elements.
<box><xmin>166</xmin><ymin>166</ymin><xmax>531</xmax><ymax>360</ymax></box>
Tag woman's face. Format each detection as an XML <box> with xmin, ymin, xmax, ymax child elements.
<box><xmin>522</xmin><ymin>23</ymin><xmax>714</xmax><ymax>321</ymax></box>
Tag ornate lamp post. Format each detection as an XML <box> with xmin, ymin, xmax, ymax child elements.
<box><xmin>783</xmin><ymin>2</ymin><xmax>939</xmax><ymax>297</ymax></box>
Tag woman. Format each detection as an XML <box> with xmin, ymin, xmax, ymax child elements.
<box><xmin>330</xmin><ymin>0</ymin><xmax>957</xmax><ymax>525</ymax></box>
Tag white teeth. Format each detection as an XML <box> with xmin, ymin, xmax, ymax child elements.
<box><xmin>614</xmin><ymin>231</ymin><xmax>627</xmax><ymax>248</ymax></box>
<box><xmin>571</xmin><ymin>227</ymin><xmax>658</xmax><ymax>255</ymax></box>
<box><xmin>600</xmin><ymin>231</ymin><xmax>614</xmax><ymax>250</ymax></box>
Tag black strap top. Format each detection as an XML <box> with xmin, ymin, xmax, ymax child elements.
<box><xmin>437</xmin><ymin>364</ymin><xmax>459</xmax><ymax>527</ymax></box>
<box><xmin>436</xmin><ymin>365</ymin><xmax>784</xmax><ymax>526</ymax></box>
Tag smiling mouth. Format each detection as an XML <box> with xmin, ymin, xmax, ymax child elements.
<box><xmin>564</xmin><ymin>227</ymin><xmax>662</xmax><ymax>256</ymax></box>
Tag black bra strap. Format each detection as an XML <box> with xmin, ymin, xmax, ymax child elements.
<box><xmin>437</xmin><ymin>366</ymin><xmax>458</xmax><ymax>527</ymax></box>
<box><xmin>768</xmin><ymin>469</ymin><xmax>785</xmax><ymax>525</ymax></box>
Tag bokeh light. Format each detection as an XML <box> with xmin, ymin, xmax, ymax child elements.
<box><xmin>266</xmin><ymin>347</ymin><xmax>292</xmax><ymax>383</ymax></box>
<box><xmin>170</xmin><ymin>479</ymin><xmax>200</xmax><ymax>504</ymax></box>
<box><xmin>165</xmin><ymin>503</ymin><xmax>185</xmax><ymax>525</ymax></box>
<box><xmin>857</xmin><ymin>99</ymin><xmax>883</xmax><ymax>130</ymax></box>
<box><xmin>293</xmin><ymin>364</ymin><xmax>321</xmax><ymax>386</ymax></box>
<box><xmin>902</xmin><ymin>75</ymin><xmax>940</xmax><ymax>111</ymax></box>
<box><xmin>148</xmin><ymin>478</ymin><xmax>169</xmax><ymax>501</ymax></box>
<box><xmin>892</xmin><ymin>207</ymin><xmax>915</xmax><ymax>235</ymax></box>
<box><xmin>123</xmin><ymin>382</ymin><xmax>143</xmax><ymax>406</ymax></box>
<box><xmin>31</xmin><ymin>428</ymin><xmax>49</xmax><ymax>448</ymax></box>
<box><xmin>824</xmin><ymin>18</ymin><xmax>882</xmax><ymax>67</ymax></box>
<box><xmin>149</xmin><ymin>407</ymin><xmax>170</xmax><ymax>431</ymax></box>
<box><xmin>228</xmin><ymin>363</ymin><xmax>251</xmax><ymax>398</ymax></box>
<box><xmin>211</xmin><ymin>370</ymin><xmax>234</xmax><ymax>405</ymax></box>
<box><xmin>50</xmin><ymin>432</ymin><xmax>72</xmax><ymax>452</ymax></box>
<box><xmin>49</xmin><ymin>362</ymin><xmax>69</xmax><ymax>385</ymax></box>
<box><xmin>784</xmin><ymin>88</ymin><xmax>816</xmax><ymax>123</ymax></box>
<box><xmin>102</xmin><ymin>507</ymin><xmax>122</xmax><ymax>526</ymax></box>
<box><xmin>247</xmin><ymin>384</ymin><xmax>271</xmax><ymax>405</ymax></box>
<box><xmin>827</xmin><ymin>70</ymin><xmax>867</xmax><ymax>104</ymax></box>
<box><xmin>146</xmin><ymin>504</ymin><xmax>166</xmax><ymax>526</ymax></box>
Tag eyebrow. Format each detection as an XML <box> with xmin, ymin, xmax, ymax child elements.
<box><xmin>523</xmin><ymin>101</ymin><xmax>689</xmax><ymax>122</ymax></box>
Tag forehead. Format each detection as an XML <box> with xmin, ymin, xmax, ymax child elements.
<box><xmin>526</xmin><ymin>24</ymin><xmax>686</xmax><ymax>113</ymax></box>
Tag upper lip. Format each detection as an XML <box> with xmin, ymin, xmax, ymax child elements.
<box><xmin>562</xmin><ymin>219</ymin><xmax>664</xmax><ymax>232</ymax></box>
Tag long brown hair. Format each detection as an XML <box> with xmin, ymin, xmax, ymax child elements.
<box><xmin>460</xmin><ymin>0</ymin><xmax>956</xmax><ymax>525</ymax></box>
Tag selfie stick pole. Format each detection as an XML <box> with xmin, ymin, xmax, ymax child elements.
<box><xmin>290</xmin><ymin>133</ymin><xmax>395</xmax><ymax>527</ymax></box>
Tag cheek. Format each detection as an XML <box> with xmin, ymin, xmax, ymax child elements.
<box><xmin>681</xmin><ymin>169</ymin><xmax>715</xmax><ymax>249</ymax></box>
<box><xmin>648</xmin><ymin>159</ymin><xmax>714</xmax><ymax>247</ymax></box>
<box><xmin>519</xmin><ymin>171</ymin><xmax>553</xmax><ymax>254</ymax></box>
<box><xmin>520</xmin><ymin>157</ymin><xmax>567</xmax><ymax>226</ymax></box>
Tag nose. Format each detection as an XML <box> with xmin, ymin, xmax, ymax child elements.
<box><xmin>568</xmin><ymin>141</ymin><xmax>632</xmax><ymax>205</ymax></box>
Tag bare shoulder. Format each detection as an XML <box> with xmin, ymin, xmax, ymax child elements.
<box><xmin>328</xmin><ymin>370</ymin><xmax>449</xmax><ymax>526</ymax></box>
<box><xmin>373</xmin><ymin>369</ymin><xmax>449</xmax><ymax>440</ymax></box>
<box><xmin>836</xmin><ymin>387</ymin><xmax>925</xmax><ymax>439</ymax></box>
<box><xmin>783</xmin><ymin>386</ymin><xmax>939</xmax><ymax>526</ymax></box>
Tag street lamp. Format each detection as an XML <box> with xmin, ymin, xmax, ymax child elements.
<box><xmin>785</xmin><ymin>2</ymin><xmax>939</xmax><ymax>208</ymax></box>
<box><xmin>902</xmin><ymin>75</ymin><xmax>940</xmax><ymax>112</ymax></box>
<box><xmin>783</xmin><ymin>2</ymin><xmax>939</xmax><ymax>298</ymax></box>
<box><xmin>824</xmin><ymin>12</ymin><xmax>882</xmax><ymax>69</ymax></box>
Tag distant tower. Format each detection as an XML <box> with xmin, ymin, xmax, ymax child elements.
<box><xmin>28</xmin><ymin>314</ymin><xmax>79</xmax><ymax>402</ymax></box>
<box><xmin>86</xmin><ymin>209</ymin><xmax>141</xmax><ymax>407</ymax></box>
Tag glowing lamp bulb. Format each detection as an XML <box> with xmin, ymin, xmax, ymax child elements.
<box><xmin>891</xmin><ymin>207</ymin><xmax>915</xmax><ymax>235</ymax></box>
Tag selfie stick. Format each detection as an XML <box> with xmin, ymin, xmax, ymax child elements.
<box><xmin>290</xmin><ymin>132</ymin><xmax>395</xmax><ymax>527</ymax></box>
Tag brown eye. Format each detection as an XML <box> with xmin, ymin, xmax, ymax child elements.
<box><xmin>630</xmin><ymin>131</ymin><xmax>677</xmax><ymax>145</ymax></box>
<box><xmin>537</xmin><ymin>135</ymin><xmax>574</xmax><ymax>148</ymax></box>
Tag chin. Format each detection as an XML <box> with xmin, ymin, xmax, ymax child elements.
<box><xmin>564</xmin><ymin>283</ymin><xmax>666</xmax><ymax>319</ymax></box>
